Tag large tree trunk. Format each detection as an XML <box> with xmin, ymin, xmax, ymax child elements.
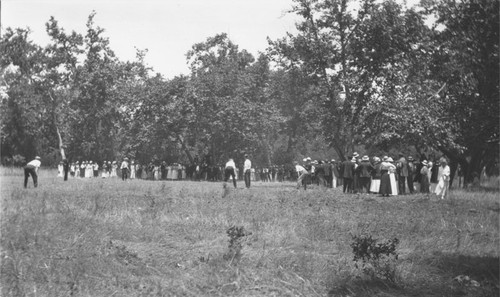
<box><xmin>56</xmin><ymin>127</ymin><xmax>66</xmax><ymax>160</ymax></box>
<box><xmin>449</xmin><ymin>158</ymin><xmax>458</xmax><ymax>188</ymax></box>
<box><xmin>175</xmin><ymin>132</ymin><xmax>194</xmax><ymax>165</ymax></box>
<box><xmin>287</xmin><ymin>125</ymin><xmax>297</xmax><ymax>153</ymax></box>
<box><xmin>441</xmin><ymin>146</ymin><xmax>487</xmax><ymax>187</ymax></box>
<box><xmin>333</xmin><ymin>142</ymin><xmax>345</xmax><ymax>162</ymax></box>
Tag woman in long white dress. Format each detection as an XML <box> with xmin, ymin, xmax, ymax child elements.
<box><xmin>388</xmin><ymin>158</ymin><xmax>398</xmax><ymax>196</ymax></box>
<box><xmin>369</xmin><ymin>157</ymin><xmax>382</xmax><ymax>193</ymax></box>
<box><xmin>57</xmin><ymin>161</ymin><xmax>63</xmax><ymax>177</ymax></box>
<box><xmin>435</xmin><ymin>158</ymin><xmax>450</xmax><ymax>199</ymax></box>
<box><xmin>111</xmin><ymin>161</ymin><xmax>117</xmax><ymax>177</ymax></box>
<box><xmin>427</xmin><ymin>161</ymin><xmax>434</xmax><ymax>192</ymax></box>
<box><xmin>130</xmin><ymin>161</ymin><xmax>136</xmax><ymax>179</ymax></box>
<box><xmin>171</xmin><ymin>164</ymin><xmax>179</xmax><ymax>180</ymax></box>
<box><xmin>154</xmin><ymin>165</ymin><xmax>160</xmax><ymax>180</ymax></box>
<box><xmin>101</xmin><ymin>161</ymin><xmax>108</xmax><ymax>178</ymax></box>
<box><xmin>86</xmin><ymin>161</ymin><xmax>93</xmax><ymax>178</ymax></box>
<box><xmin>70</xmin><ymin>162</ymin><xmax>76</xmax><ymax>178</ymax></box>
<box><xmin>167</xmin><ymin>165</ymin><xmax>173</xmax><ymax>180</ymax></box>
<box><xmin>74</xmin><ymin>161</ymin><xmax>80</xmax><ymax>178</ymax></box>
<box><xmin>181</xmin><ymin>165</ymin><xmax>186</xmax><ymax>180</ymax></box>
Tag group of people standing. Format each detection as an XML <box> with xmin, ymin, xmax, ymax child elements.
<box><xmin>26</xmin><ymin>151</ymin><xmax>450</xmax><ymax>200</ymax></box>
<box><xmin>295</xmin><ymin>152</ymin><xmax>451</xmax><ymax>199</ymax></box>
<box><xmin>59</xmin><ymin>159</ymin><xmax>189</xmax><ymax>181</ymax></box>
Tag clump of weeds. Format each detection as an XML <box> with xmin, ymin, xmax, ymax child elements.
<box><xmin>351</xmin><ymin>234</ymin><xmax>400</xmax><ymax>283</ymax></box>
<box><xmin>223</xmin><ymin>225</ymin><xmax>251</xmax><ymax>264</ymax></box>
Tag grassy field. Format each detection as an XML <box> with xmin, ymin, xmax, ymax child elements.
<box><xmin>1</xmin><ymin>168</ymin><xmax>499</xmax><ymax>296</ymax></box>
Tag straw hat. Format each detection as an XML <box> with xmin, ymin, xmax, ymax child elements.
<box><xmin>361</xmin><ymin>155</ymin><xmax>369</xmax><ymax>161</ymax></box>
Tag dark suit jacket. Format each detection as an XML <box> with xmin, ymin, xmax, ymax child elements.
<box><xmin>341</xmin><ymin>160</ymin><xmax>355</xmax><ymax>179</ymax></box>
<box><xmin>356</xmin><ymin>161</ymin><xmax>374</xmax><ymax>178</ymax></box>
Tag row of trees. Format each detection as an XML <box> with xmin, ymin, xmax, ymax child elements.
<box><xmin>1</xmin><ymin>0</ymin><xmax>498</xmax><ymax>184</ymax></box>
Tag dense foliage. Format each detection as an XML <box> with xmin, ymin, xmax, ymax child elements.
<box><xmin>1</xmin><ymin>0</ymin><xmax>498</xmax><ymax>182</ymax></box>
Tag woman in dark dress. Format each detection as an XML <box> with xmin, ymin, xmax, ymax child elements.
<box><xmin>379</xmin><ymin>157</ymin><xmax>396</xmax><ymax>196</ymax></box>
<box><xmin>420</xmin><ymin>160</ymin><xmax>430</xmax><ymax>193</ymax></box>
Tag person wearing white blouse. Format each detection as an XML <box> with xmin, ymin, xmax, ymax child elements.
<box><xmin>435</xmin><ymin>158</ymin><xmax>451</xmax><ymax>199</ymax></box>
<box><xmin>224</xmin><ymin>158</ymin><xmax>237</xmax><ymax>188</ymax></box>
<box><xmin>24</xmin><ymin>156</ymin><xmax>41</xmax><ymax>188</ymax></box>
<box><xmin>244</xmin><ymin>155</ymin><xmax>252</xmax><ymax>188</ymax></box>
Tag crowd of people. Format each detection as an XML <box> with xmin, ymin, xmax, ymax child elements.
<box><xmin>57</xmin><ymin>159</ymin><xmax>189</xmax><ymax>181</ymax></box>
<box><xmin>56</xmin><ymin>157</ymin><xmax>297</xmax><ymax>183</ymax></box>
<box><xmin>294</xmin><ymin>152</ymin><xmax>452</xmax><ymax>199</ymax></box>
<box><xmin>27</xmin><ymin>151</ymin><xmax>454</xmax><ymax>200</ymax></box>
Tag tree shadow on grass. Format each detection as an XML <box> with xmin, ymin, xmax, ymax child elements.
<box><xmin>327</xmin><ymin>278</ymin><xmax>408</xmax><ymax>297</ymax></box>
<box><xmin>327</xmin><ymin>253</ymin><xmax>499</xmax><ymax>297</ymax></box>
<box><xmin>462</xmin><ymin>186</ymin><xmax>500</xmax><ymax>193</ymax></box>
<box><xmin>410</xmin><ymin>252</ymin><xmax>500</xmax><ymax>297</ymax></box>
<box><xmin>429</xmin><ymin>252</ymin><xmax>499</xmax><ymax>287</ymax></box>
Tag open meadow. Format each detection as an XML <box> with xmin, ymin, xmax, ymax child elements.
<box><xmin>1</xmin><ymin>168</ymin><xmax>499</xmax><ymax>296</ymax></box>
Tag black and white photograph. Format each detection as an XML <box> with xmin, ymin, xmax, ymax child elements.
<box><xmin>1</xmin><ymin>0</ymin><xmax>498</xmax><ymax>296</ymax></box>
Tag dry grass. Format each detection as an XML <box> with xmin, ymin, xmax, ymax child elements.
<box><xmin>1</xmin><ymin>168</ymin><xmax>499</xmax><ymax>296</ymax></box>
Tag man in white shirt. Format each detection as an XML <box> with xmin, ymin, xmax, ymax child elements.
<box><xmin>24</xmin><ymin>156</ymin><xmax>41</xmax><ymax>188</ymax></box>
<box><xmin>121</xmin><ymin>157</ymin><xmax>130</xmax><ymax>181</ymax></box>
<box><xmin>224</xmin><ymin>158</ymin><xmax>237</xmax><ymax>188</ymax></box>
<box><xmin>244</xmin><ymin>154</ymin><xmax>252</xmax><ymax>188</ymax></box>
<box><xmin>295</xmin><ymin>160</ymin><xmax>310</xmax><ymax>190</ymax></box>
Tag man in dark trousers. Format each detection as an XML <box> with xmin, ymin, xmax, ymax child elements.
<box><xmin>315</xmin><ymin>160</ymin><xmax>327</xmax><ymax>187</ymax></box>
<box><xmin>325</xmin><ymin>160</ymin><xmax>333</xmax><ymax>188</ymax></box>
<box><xmin>224</xmin><ymin>158</ymin><xmax>237</xmax><ymax>188</ymax></box>
<box><xmin>396</xmin><ymin>153</ymin><xmax>409</xmax><ymax>194</ymax></box>
<box><xmin>161</xmin><ymin>161</ymin><xmax>167</xmax><ymax>180</ymax></box>
<box><xmin>341</xmin><ymin>156</ymin><xmax>355</xmax><ymax>193</ymax></box>
<box><xmin>24</xmin><ymin>156</ymin><xmax>41</xmax><ymax>188</ymax></box>
<box><xmin>407</xmin><ymin>156</ymin><xmax>416</xmax><ymax>193</ymax></box>
<box><xmin>243</xmin><ymin>154</ymin><xmax>252</xmax><ymax>188</ymax></box>
<box><xmin>63</xmin><ymin>158</ymin><xmax>70</xmax><ymax>181</ymax></box>
<box><xmin>356</xmin><ymin>155</ymin><xmax>374</xmax><ymax>193</ymax></box>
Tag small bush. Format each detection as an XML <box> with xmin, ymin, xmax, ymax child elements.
<box><xmin>351</xmin><ymin>235</ymin><xmax>399</xmax><ymax>282</ymax></box>
<box><xmin>223</xmin><ymin>225</ymin><xmax>250</xmax><ymax>264</ymax></box>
